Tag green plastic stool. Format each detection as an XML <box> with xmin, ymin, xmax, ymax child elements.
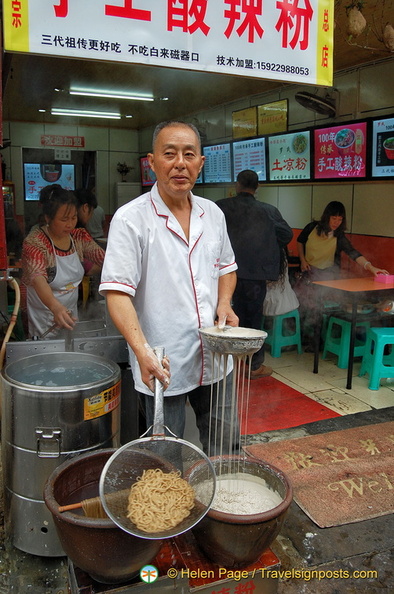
<box><xmin>359</xmin><ymin>327</ymin><xmax>394</xmax><ymax>390</ymax></box>
<box><xmin>322</xmin><ymin>301</ymin><xmax>341</xmax><ymax>340</ymax></box>
<box><xmin>263</xmin><ymin>309</ymin><xmax>302</xmax><ymax>358</ymax></box>
<box><xmin>322</xmin><ymin>316</ymin><xmax>370</xmax><ymax>369</ymax></box>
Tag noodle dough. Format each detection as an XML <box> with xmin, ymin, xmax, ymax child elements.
<box><xmin>127</xmin><ymin>468</ymin><xmax>195</xmax><ymax>533</ymax></box>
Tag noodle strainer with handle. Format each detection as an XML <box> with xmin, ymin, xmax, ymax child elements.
<box><xmin>99</xmin><ymin>347</ymin><xmax>216</xmax><ymax>540</ymax></box>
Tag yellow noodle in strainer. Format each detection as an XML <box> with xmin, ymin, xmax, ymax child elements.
<box><xmin>127</xmin><ymin>468</ymin><xmax>195</xmax><ymax>533</ymax></box>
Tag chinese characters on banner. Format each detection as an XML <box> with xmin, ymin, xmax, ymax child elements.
<box><xmin>3</xmin><ymin>0</ymin><xmax>333</xmax><ymax>87</ymax></box>
<box><xmin>314</xmin><ymin>123</ymin><xmax>367</xmax><ymax>179</ymax></box>
<box><xmin>40</xmin><ymin>134</ymin><xmax>85</xmax><ymax>147</ymax></box>
<box><xmin>268</xmin><ymin>131</ymin><xmax>310</xmax><ymax>181</ymax></box>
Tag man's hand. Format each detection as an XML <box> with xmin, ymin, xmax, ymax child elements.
<box><xmin>138</xmin><ymin>344</ymin><xmax>171</xmax><ymax>393</ymax></box>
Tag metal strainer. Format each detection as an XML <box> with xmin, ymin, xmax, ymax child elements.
<box><xmin>99</xmin><ymin>347</ymin><xmax>216</xmax><ymax>540</ymax></box>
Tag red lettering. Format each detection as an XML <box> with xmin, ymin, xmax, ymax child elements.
<box><xmin>54</xmin><ymin>0</ymin><xmax>68</xmax><ymax>17</ymax></box>
<box><xmin>322</xmin><ymin>8</ymin><xmax>329</xmax><ymax>32</ymax></box>
<box><xmin>105</xmin><ymin>0</ymin><xmax>151</xmax><ymax>21</ymax></box>
<box><xmin>275</xmin><ymin>0</ymin><xmax>313</xmax><ymax>50</ymax></box>
<box><xmin>188</xmin><ymin>0</ymin><xmax>210</xmax><ymax>34</ymax></box>
<box><xmin>224</xmin><ymin>0</ymin><xmax>264</xmax><ymax>43</ymax></box>
<box><xmin>11</xmin><ymin>0</ymin><xmax>22</xmax><ymax>28</ymax></box>
<box><xmin>321</xmin><ymin>45</ymin><xmax>329</xmax><ymax>68</ymax></box>
<box><xmin>224</xmin><ymin>0</ymin><xmax>241</xmax><ymax>39</ymax></box>
<box><xmin>167</xmin><ymin>0</ymin><xmax>210</xmax><ymax>35</ymax></box>
<box><xmin>272</xmin><ymin>158</ymin><xmax>283</xmax><ymax>171</ymax></box>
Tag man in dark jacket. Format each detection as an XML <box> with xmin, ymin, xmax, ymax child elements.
<box><xmin>217</xmin><ymin>169</ymin><xmax>293</xmax><ymax>378</ymax></box>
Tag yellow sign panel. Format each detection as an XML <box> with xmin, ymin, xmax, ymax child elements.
<box><xmin>316</xmin><ymin>1</ymin><xmax>334</xmax><ymax>85</ymax></box>
<box><xmin>3</xmin><ymin>0</ymin><xmax>29</xmax><ymax>52</ymax></box>
<box><xmin>232</xmin><ymin>107</ymin><xmax>257</xmax><ymax>139</ymax></box>
<box><xmin>258</xmin><ymin>100</ymin><xmax>288</xmax><ymax>136</ymax></box>
<box><xmin>84</xmin><ymin>381</ymin><xmax>121</xmax><ymax>421</ymax></box>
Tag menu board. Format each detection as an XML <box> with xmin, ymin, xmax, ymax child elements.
<box><xmin>371</xmin><ymin>117</ymin><xmax>394</xmax><ymax>178</ymax></box>
<box><xmin>268</xmin><ymin>131</ymin><xmax>310</xmax><ymax>181</ymax></box>
<box><xmin>203</xmin><ymin>143</ymin><xmax>232</xmax><ymax>183</ymax></box>
<box><xmin>232</xmin><ymin>138</ymin><xmax>266</xmax><ymax>181</ymax></box>
<box><xmin>24</xmin><ymin>163</ymin><xmax>75</xmax><ymax>200</ymax></box>
<box><xmin>314</xmin><ymin>123</ymin><xmax>367</xmax><ymax>179</ymax></box>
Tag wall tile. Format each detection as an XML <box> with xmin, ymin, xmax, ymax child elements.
<box><xmin>352</xmin><ymin>183</ymin><xmax>394</xmax><ymax>236</ymax></box>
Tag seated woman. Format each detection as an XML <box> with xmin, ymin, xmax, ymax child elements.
<box><xmin>296</xmin><ymin>201</ymin><xmax>388</xmax><ymax>347</ymax></box>
<box><xmin>297</xmin><ymin>201</ymin><xmax>387</xmax><ymax>281</ymax></box>
<box><xmin>21</xmin><ymin>184</ymin><xmax>105</xmax><ymax>338</ymax></box>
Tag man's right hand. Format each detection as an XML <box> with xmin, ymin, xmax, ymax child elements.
<box><xmin>139</xmin><ymin>344</ymin><xmax>171</xmax><ymax>392</ymax></box>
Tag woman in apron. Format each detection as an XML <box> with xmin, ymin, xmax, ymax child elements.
<box><xmin>22</xmin><ymin>184</ymin><xmax>105</xmax><ymax>338</ymax></box>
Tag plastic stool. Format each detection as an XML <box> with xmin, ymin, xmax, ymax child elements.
<box><xmin>322</xmin><ymin>316</ymin><xmax>370</xmax><ymax>369</ymax></box>
<box><xmin>359</xmin><ymin>327</ymin><xmax>394</xmax><ymax>390</ymax></box>
<box><xmin>263</xmin><ymin>309</ymin><xmax>302</xmax><ymax>358</ymax></box>
<box><xmin>322</xmin><ymin>301</ymin><xmax>341</xmax><ymax>340</ymax></box>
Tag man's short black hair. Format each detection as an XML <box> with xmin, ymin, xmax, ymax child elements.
<box><xmin>236</xmin><ymin>169</ymin><xmax>259</xmax><ymax>191</ymax></box>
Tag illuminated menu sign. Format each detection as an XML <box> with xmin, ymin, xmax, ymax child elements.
<box><xmin>314</xmin><ymin>123</ymin><xmax>367</xmax><ymax>179</ymax></box>
<box><xmin>233</xmin><ymin>138</ymin><xmax>266</xmax><ymax>181</ymax></box>
<box><xmin>268</xmin><ymin>131</ymin><xmax>310</xmax><ymax>181</ymax></box>
<box><xmin>203</xmin><ymin>144</ymin><xmax>232</xmax><ymax>184</ymax></box>
<box><xmin>24</xmin><ymin>163</ymin><xmax>75</xmax><ymax>201</ymax></box>
<box><xmin>140</xmin><ymin>157</ymin><xmax>156</xmax><ymax>187</ymax></box>
<box><xmin>372</xmin><ymin>117</ymin><xmax>394</xmax><ymax>178</ymax></box>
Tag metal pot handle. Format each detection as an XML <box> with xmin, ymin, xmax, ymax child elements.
<box><xmin>152</xmin><ymin>346</ymin><xmax>166</xmax><ymax>437</ymax></box>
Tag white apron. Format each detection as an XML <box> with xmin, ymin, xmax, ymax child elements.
<box><xmin>27</xmin><ymin>236</ymin><xmax>84</xmax><ymax>338</ymax></box>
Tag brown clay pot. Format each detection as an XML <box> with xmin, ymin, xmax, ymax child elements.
<box><xmin>43</xmin><ymin>449</ymin><xmax>163</xmax><ymax>584</ymax></box>
<box><xmin>191</xmin><ymin>455</ymin><xmax>292</xmax><ymax>568</ymax></box>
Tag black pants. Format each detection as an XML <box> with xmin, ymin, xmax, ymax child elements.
<box><xmin>232</xmin><ymin>278</ymin><xmax>267</xmax><ymax>370</ymax></box>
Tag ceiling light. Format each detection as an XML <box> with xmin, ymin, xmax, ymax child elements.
<box><xmin>69</xmin><ymin>87</ymin><xmax>154</xmax><ymax>101</ymax></box>
<box><xmin>38</xmin><ymin>109</ymin><xmax>46</xmax><ymax>113</ymax></box>
<box><xmin>51</xmin><ymin>108</ymin><xmax>121</xmax><ymax>120</ymax></box>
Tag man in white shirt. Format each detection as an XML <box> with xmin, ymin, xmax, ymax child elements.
<box><xmin>100</xmin><ymin>121</ymin><xmax>239</xmax><ymax>454</ymax></box>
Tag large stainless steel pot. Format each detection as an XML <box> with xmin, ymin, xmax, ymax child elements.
<box><xmin>1</xmin><ymin>351</ymin><xmax>121</xmax><ymax>556</ymax></box>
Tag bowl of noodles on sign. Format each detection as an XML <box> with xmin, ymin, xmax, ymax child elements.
<box><xmin>335</xmin><ymin>128</ymin><xmax>355</xmax><ymax>155</ymax></box>
<box><xmin>292</xmin><ymin>133</ymin><xmax>308</xmax><ymax>155</ymax></box>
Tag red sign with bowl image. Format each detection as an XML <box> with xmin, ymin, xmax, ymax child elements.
<box><xmin>314</xmin><ymin>123</ymin><xmax>367</xmax><ymax>179</ymax></box>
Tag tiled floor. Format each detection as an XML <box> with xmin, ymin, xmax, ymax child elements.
<box><xmin>1</xmin><ymin>347</ymin><xmax>393</xmax><ymax>593</ymax></box>
<box><xmin>184</xmin><ymin>347</ymin><xmax>394</xmax><ymax>448</ymax></box>
<box><xmin>269</xmin><ymin>348</ymin><xmax>394</xmax><ymax>414</ymax></box>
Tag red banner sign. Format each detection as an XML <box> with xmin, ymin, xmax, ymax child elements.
<box><xmin>41</xmin><ymin>135</ymin><xmax>85</xmax><ymax>148</ymax></box>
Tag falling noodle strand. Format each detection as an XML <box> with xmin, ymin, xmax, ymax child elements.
<box><xmin>127</xmin><ymin>468</ymin><xmax>195</xmax><ymax>533</ymax></box>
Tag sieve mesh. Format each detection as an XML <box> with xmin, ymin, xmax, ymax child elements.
<box><xmin>99</xmin><ymin>347</ymin><xmax>216</xmax><ymax>540</ymax></box>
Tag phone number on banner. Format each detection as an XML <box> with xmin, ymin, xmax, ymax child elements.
<box><xmin>256</xmin><ymin>62</ymin><xmax>310</xmax><ymax>76</ymax></box>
